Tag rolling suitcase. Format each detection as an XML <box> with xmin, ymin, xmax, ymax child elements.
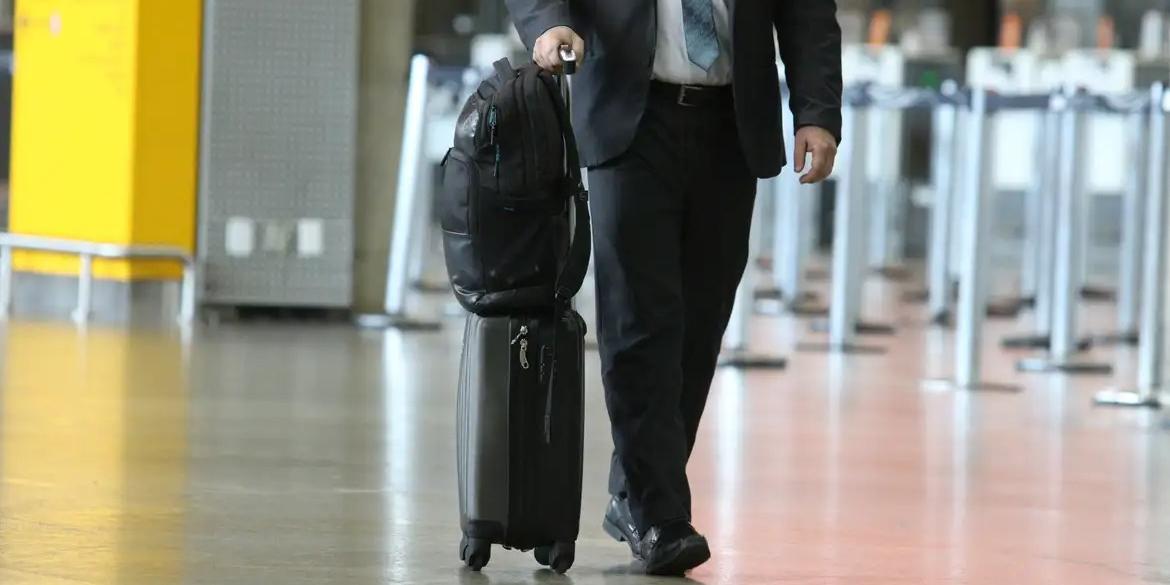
<box><xmin>455</xmin><ymin>48</ymin><xmax>588</xmax><ymax>574</ymax></box>
<box><xmin>457</xmin><ymin>309</ymin><xmax>586</xmax><ymax>573</ymax></box>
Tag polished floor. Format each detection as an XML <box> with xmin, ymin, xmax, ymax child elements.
<box><xmin>1</xmin><ymin>283</ymin><xmax>1169</xmax><ymax>584</ymax></box>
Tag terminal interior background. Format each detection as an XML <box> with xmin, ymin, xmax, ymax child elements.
<box><xmin>3</xmin><ymin>0</ymin><xmax>1170</xmax><ymax>583</ymax></box>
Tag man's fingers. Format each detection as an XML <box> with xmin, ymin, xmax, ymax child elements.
<box><xmin>571</xmin><ymin>35</ymin><xmax>586</xmax><ymax>63</ymax></box>
<box><xmin>793</xmin><ymin>136</ymin><xmax>808</xmax><ymax>174</ymax></box>
<box><xmin>802</xmin><ymin>144</ymin><xmax>836</xmax><ymax>184</ymax></box>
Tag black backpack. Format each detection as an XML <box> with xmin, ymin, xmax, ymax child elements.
<box><xmin>439</xmin><ymin>58</ymin><xmax>590</xmax><ymax>316</ymax></box>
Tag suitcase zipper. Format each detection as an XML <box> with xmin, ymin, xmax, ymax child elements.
<box><xmin>512</xmin><ymin>325</ymin><xmax>530</xmax><ymax>370</ymax></box>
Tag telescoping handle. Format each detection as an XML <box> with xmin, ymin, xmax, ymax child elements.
<box><xmin>559</xmin><ymin>45</ymin><xmax>577</xmax><ymax>76</ymax></box>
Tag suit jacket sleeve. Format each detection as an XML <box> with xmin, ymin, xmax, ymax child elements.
<box><xmin>775</xmin><ymin>0</ymin><xmax>843</xmax><ymax>144</ymax></box>
<box><xmin>504</xmin><ymin>0</ymin><xmax>572</xmax><ymax>51</ymax></box>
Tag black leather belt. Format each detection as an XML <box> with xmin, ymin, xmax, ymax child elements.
<box><xmin>649</xmin><ymin>81</ymin><xmax>733</xmax><ymax>108</ymax></box>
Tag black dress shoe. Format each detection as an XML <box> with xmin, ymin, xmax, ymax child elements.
<box><xmin>638</xmin><ymin>521</ymin><xmax>710</xmax><ymax>576</ymax></box>
<box><xmin>601</xmin><ymin>496</ymin><xmax>642</xmax><ymax>558</ymax></box>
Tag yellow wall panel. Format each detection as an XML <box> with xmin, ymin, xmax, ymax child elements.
<box><xmin>9</xmin><ymin>0</ymin><xmax>201</xmax><ymax>280</ymax></box>
<box><xmin>129</xmin><ymin>0</ymin><xmax>201</xmax><ymax>279</ymax></box>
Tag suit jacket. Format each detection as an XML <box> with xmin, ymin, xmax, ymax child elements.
<box><xmin>504</xmin><ymin>0</ymin><xmax>843</xmax><ymax>178</ymax></box>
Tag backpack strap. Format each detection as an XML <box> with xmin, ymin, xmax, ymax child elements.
<box><xmin>537</xmin><ymin>72</ymin><xmax>591</xmax><ymax>303</ymax></box>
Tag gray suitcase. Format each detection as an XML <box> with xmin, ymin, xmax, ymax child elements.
<box><xmin>457</xmin><ymin>309</ymin><xmax>586</xmax><ymax>573</ymax></box>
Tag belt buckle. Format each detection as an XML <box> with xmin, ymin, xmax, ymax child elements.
<box><xmin>677</xmin><ymin>85</ymin><xmax>700</xmax><ymax>107</ymax></box>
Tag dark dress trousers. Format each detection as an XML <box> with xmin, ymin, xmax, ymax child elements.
<box><xmin>504</xmin><ymin>0</ymin><xmax>843</xmax><ymax>532</ymax></box>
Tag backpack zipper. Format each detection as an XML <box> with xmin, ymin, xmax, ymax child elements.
<box><xmin>488</xmin><ymin>105</ymin><xmax>501</xmax><ymax>177</ymax></box>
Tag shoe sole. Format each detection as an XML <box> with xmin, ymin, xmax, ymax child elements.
<box><xmin>602</xmin><ymin>516</ymin><xmax>642</xmax><ymax>560</ymax></box>
<box><xmin>644</xmin><ymin>535</ymin><xmax>711</xmax><ymax>576</ymax></box>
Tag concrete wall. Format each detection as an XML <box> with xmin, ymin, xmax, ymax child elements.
<box><xmin>353</xmin><ymin>0</ymin><xmax>416</xmax><ymax>312</ymax></box>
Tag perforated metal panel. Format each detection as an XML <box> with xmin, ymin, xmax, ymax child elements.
<box><xmin>198</xmin><ymin>0</ymin><xmax>358</xmax><ymax>307</ymax></box>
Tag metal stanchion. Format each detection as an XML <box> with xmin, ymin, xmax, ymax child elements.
<box><xmin>1018</xmin><ymin>112</ymin><xmax>1048</xmax><ymax>308</ymax></box>
<box><xmin>720</xmin><ymin>182</ymin><xmax>788</xmax><ymax>369</ymax></box>
<box><xmin>1095</xmin><ymin>84</ymin><xmax>1169</xmax><ymax>408</ymax></box>
<box><xmin>1017</xmin><ymin>89</ymin><xmax>1111</xmax><ymax>374</ymax></box>
<box><xmin>926</xmin><ymin>89</ymin><xmax>1021</xmax><ymax>392</ymax></box>
<box><xmin>798</xmin><ymin>88</ymin><xmax>886</xmax><ymax>354</ymax></box>
<box><xmin>0</xmin><ymin>245</ymin><xmax>11</xmax><ymax>320</ymax></box>
<box><xmin>758</xmin><ymin>83</ymin><xmax>824</xmax><ymax>315</ymax></box>
<box><xmin>356</xmin><ymin>54</ymin><xmax>443</xmax><ymax>330</ymax></box>
<box><xmin>925</xmin><ymin>81</ymin><xmax>960</xmax><ymax>325</ymax></box>
<box><xmin>1002</xmin><ymin>106</ymin><xmax>1066</xmax><ymax>349</ymax></box>
<box><xmin>783</xmin><ymin>182</ymin><xmax>825</xmax><ymax>315</ymax></box>
<box><xmin>1093</xmin><ymin>105</ymin><xmax>1148</xmax><ymax>345</ymax></box>
<box><xmin>867</xmin><ymin>107</ymin><xmax>901</xmax><ymax>276</ymax></box>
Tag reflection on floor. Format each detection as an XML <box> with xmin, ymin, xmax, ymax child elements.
<box><xmin>1</xmin><ymin>289</ymin><xmax>1169</xmax><ymax>584</ymax></box>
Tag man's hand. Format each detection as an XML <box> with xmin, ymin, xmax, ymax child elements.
<box><xmin>533</xmin><ymin>26</ymin><xmax>585</xmax><ymax>72</ymax></box>
<box><xmin>793</xmin><ymin>126</ymin><xmax>838</xmax><ymax>184</ymax></box>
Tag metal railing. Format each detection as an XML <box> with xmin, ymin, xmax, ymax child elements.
<box><xmin>0</xmin><ymin>233</ymin><xmax>196</xmax><ymax>324</ymax></box>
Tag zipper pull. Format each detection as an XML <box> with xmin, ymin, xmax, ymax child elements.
<box><xmin>511</xmin><ymin>325</ymin><xmax>531</xmax><ymax>370</ymax></box>
<box><xmin>488</xmin><ymin>106</ymin><xmax>501</xmax><ymax>177</ymax></box>
<box><xmin>487</xmin><ymin>106</ymin><xmax>498</xmax><ymax>145</ymax></box>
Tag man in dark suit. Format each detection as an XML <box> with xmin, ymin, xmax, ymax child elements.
<box><xmin>504</xmin><ymin>0</ymin><xmax>842</xmax><ymax>575</ymax></box>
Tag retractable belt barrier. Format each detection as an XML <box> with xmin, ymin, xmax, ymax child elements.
<box><xmin>1016</xmin><ymin>89</ymin><xmax>1152</xmax><ymax>375</ymax></box>
<box><xmin>799</xmin><ymin>84</ymin><xmax>943</xmax><ymax>354</ymax></box>
<box><xmin>1095</xmin><ymin>83</ymin><xmax>1170</xmax><ymax>409</ymax></box>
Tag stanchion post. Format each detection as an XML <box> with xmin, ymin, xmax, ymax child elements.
<box><xmin>0</xmin><ymin>245</ymin><xmax>11</xmax><ymax>320</ymax></box>
<box><xmin>798</xmin><ymin>88</ymin><xmax>885</xmax><ymax>354</ymax></box>
<box><xmin>832</xmin><ymin>98</ymin><xmax>865</xmax><ymax>347</ymax></box>
<box><xmin>357</xmin><ymin>54</ymin><xmax>442</xmax><ymax>330</ymax></box>
<box><xmin>1002</xmin><ymin>105</ymin><xmax>1062</xmax><ymax>349</ymax></box>
<box><xmin>1109</xmin><ymin>107</ymin><xmax>1149</xmax><ymax>343</ymax></box>
<box><xmin>1095</xmin><ymin>83</ymin><xmax>1168</xmax><ymax>408</ymax></box>
<box><xmin>720</xmin><ymin>183</ymin><xmax>788</xmax><ymax>369</ymax></box>
<box><xmin>926</xmin><ymin>89</ymin><xmax>1020</xmax><ymax>392</ymax></box>
<box><xmin>1017</xmin><ymin>89</ymin><xmax>1111</xmax><ymax>374</ymax></box>
<box><xmin>927</xmin><ymin>82</ymin><xmax>959</xmax><ymax>325</ymax></box>
<box><xmin>73</xmin><ymin>253</ymin><xmax>93</xmax><ymax>325</ymax></box>
<box><xmin>1019</xmin><ymin>108</ymin><xmax>1048</xmax><ymax>306</ymax></box>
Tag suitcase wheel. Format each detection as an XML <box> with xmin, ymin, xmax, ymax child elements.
<box><xmin>534</xmin><ymin>545</ymin><xmax>552</xmax><ymax>567</ymax></box>
<box><xmin>548</xmin><ymin>541</ymin><xmax>575</xmax><ymax>574</ymax></box>
<box><xmin>461</xmin><ymin>536</ymin><xmax>491</xmax><ymax>571</ymax></box>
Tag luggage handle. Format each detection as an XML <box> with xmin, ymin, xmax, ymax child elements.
<box><xmin>558</xmin><ymin>46</ymin><xmax>577</xmax><ymax>76</ymax></box>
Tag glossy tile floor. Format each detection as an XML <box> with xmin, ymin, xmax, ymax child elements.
<box><xmin>2</xmin><ymin>286</ymin><xmax>1169</xmax><ymax>584</ymax></box>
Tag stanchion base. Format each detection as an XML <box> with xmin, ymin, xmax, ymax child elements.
<box><xmin>874</xmin><ymin>266</ymin><xmax>913</xmax><ymax>281</ymax></box>
<box><xmin>929</xmin><ymin>310</ymin><xmax>952</xmax><ymax>327</ymax></box>
<box><xmin>795</xmin><ymin>342</ymin><xmax>887</xmax><ymax>355</ymax></box>
<box><xmin>986</xmin><ymin>298</ymin><xmax>1024</xmax><ymax>319</ymax></box>
<box><xmin>789</xmin><ymin>300</ymin><xmax>829</xmax><ymax>317</ymax></box>
<box><xmin>718</xmin><ymin>351</ymin><xmax>789</xmax><ymax>369</ymax></box>
<box><xmin>902</xmin><ymin>289</ymin><xmax>929</xmax><ymax>304</ymax></box>
<box><xmin>1016</xmin><ymin>357</ymin><xmax>1113</xmax><ymax>375</ymax></box>
<box><xmin>1080</xmin><ymin>286</ymin><xmax>1117</xmax><ymax>302</ymax></box>
<box><xmin>1093</xmin><ymin>388</ymin><xmax>1163</xmax><ymax>408</ymax></box>
<box><xmin>805</xmin><ymin>268</ymin><xmax>829</xmax><ymax>281</ymax></box>
<box><xmin>921</xmin><ymin>378</ymin><xmax>1023</xmax><ymax>393</ymax></box>
<box><xmin>1002</xmin><ymin>334</ymin><xmax>1050</xmax><ymax>349</ymax></box>
<box><xmin>1089</xmin><ymin>331</ymin><xmax>1140</xmax><ymax>346</ymax></box>
<box><xmin>1002</xmin><ymin>334</ymin><xmax>1094</xmax><ymax>352</ymax></box>
<box><xmin>809</xmin><ymin>320</ymin><xmax>896</xmax><ymax>336</ymax></box>
<box><xmin>754</xmin><ymin>287</ymin><xmax>784</xmax><ymax>301</ymax></box>
<box><xmin>353</xmin><ymin>313</ymin><xmax>443</xmax><ymax>331</ymax></box>
<box><xmin>412</xmin><ymin>280</ymin><xmax>451</xmax><ymax>294</ymax></box>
